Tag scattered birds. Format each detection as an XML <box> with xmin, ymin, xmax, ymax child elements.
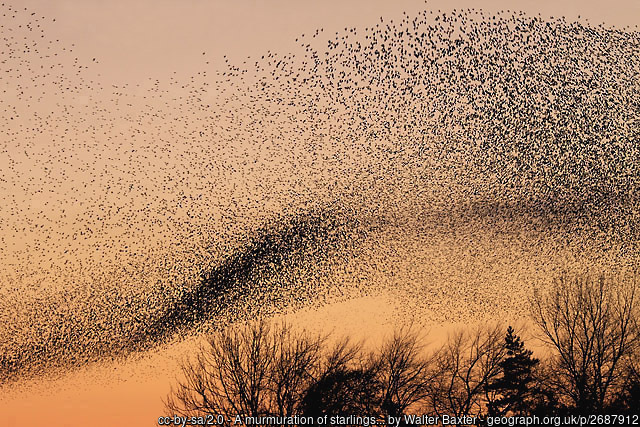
<box><xmin>0</xmin><ymin>3</ymin><xmax>638</xmax><ymax>383</ymax></box>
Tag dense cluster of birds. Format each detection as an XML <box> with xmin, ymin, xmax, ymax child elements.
<box><xmin>0</xmin><ymin>3</ymin><xmax>639</xmax><ymax>383</ymax></box>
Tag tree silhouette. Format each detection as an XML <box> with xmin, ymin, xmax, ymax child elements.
<box><xmin>531</xmin><ymin>273</ymin><xmax>640</xmax><ymax>414</ymax></box>
<box><xmin>609</xmin><ymin>359</ymin><xmax>640</xmax><ymax>414</ymax></box>
<box><xmin>376</xmin><ymin>326</ymin><xmax>438</xmax><ymax>419</ymax></box>
<box><xmin>165</xmin><ymin>320</ymin><xmax>326</xmax><ymax>423</ymax></box>
<box><xmin>485</xmin><ymin>326</ymin><xmax>540</xmax><ymax>417</ymax></box>
<box><xmin>300</xmin><ymin>365</ymin><xmax>381</xmax><ymax>420</ymax></box>
<box><xmin>300</xmin><ymin>326</ymin><xmax>439</xmax><ymax>424</ymax></box>
<box><xmin>163</xmin><ymin>274</ymin><xmax>640</xmax><ymax>425</ymax></box>
<box><xmin>428</xmin><ymin>324</ymin><xmax>506</xmax><ymax>423</ymax></box>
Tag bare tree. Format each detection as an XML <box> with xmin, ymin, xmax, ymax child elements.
<box><xmin>531</xmin><ymin>272</ymin><xmax>640</xmax><ymax>413</ymax></box>
<box><xmin>165</xmin><ymin>319</ymin><xmax>327</xmax><ymax>422</ymax></box>
<box><xmin>268</xmin><ymin>325</ymin><xmax>326</xmax><ymax>417</ymax></box>
<box><xmin>427</xmin><ymin>324</ymin><xmax>506</xmax><ymax>423</ymax></box>
<box><xmin>375</xmin><ymin>326</ymin><xmax>438</xmax><ymax>418</ymax></box>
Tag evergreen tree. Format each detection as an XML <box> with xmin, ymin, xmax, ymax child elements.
<box><xmin>486</xmin><ymin>326</ymin><xmax>540</xmax><ymax>416</ymax></box>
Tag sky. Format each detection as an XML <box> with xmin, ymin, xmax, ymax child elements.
<box><xmin>15</xmin><ymin>0</ymin><xmax>640</xmax><ymax>84</ymax></box>
<box><xmin>1</xmin><ymin>1</ymin><xmax>638</xmax><ymax>426</ymax></box>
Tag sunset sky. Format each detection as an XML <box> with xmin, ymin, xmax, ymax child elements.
<box><xmin>1</xmin><ymin>1</ymin><xmax>639</xmax><ymax>426</ymax></box>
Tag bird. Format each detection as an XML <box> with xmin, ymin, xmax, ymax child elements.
<box><xmin>0</xmin><ymin>2</ymin><xmax>638</xmax><ymax>383</ymax></box>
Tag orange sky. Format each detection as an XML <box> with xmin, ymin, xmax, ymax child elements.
<box><xmin>15</xmin><ymin>0</ymin><xmax>640</xmax><ymax>84</ymax></box>
<box><xmin>1</xmin><ymin>1</ymin><xmax>639</xmax><ymax>426</ymax></box>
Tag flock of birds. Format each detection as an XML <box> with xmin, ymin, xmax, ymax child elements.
<box><xmin>0</xmin><ymin>3</ymin><xmax>639</xmax><ymax>383</ymax></box>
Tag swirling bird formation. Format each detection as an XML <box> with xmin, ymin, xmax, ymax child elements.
<box><xmin>0</xmin><ymin>4</ymin><xmax>638</xmax><ymax>383</ymax></box>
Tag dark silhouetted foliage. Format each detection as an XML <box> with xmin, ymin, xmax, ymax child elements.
<box><xmin>166</xmin><ymin>273</ymin><xmax>640</xmax><ymax>426</ymax></box>
<box><xmin>485</xmin><ymin>326</ymin><xmax>540</xmax><ymax>417</ymax></box>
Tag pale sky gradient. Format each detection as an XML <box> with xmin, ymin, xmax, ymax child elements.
<box><xmin>16</xmin><ymin>0</ymin><xmax>640</xmax><ymax>83</ymax></box>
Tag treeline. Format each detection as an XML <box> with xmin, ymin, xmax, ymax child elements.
<box><xmin>164</xmin><ymin>273</ymin><xmax>639</xmax><ymax>426</ymax></box>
